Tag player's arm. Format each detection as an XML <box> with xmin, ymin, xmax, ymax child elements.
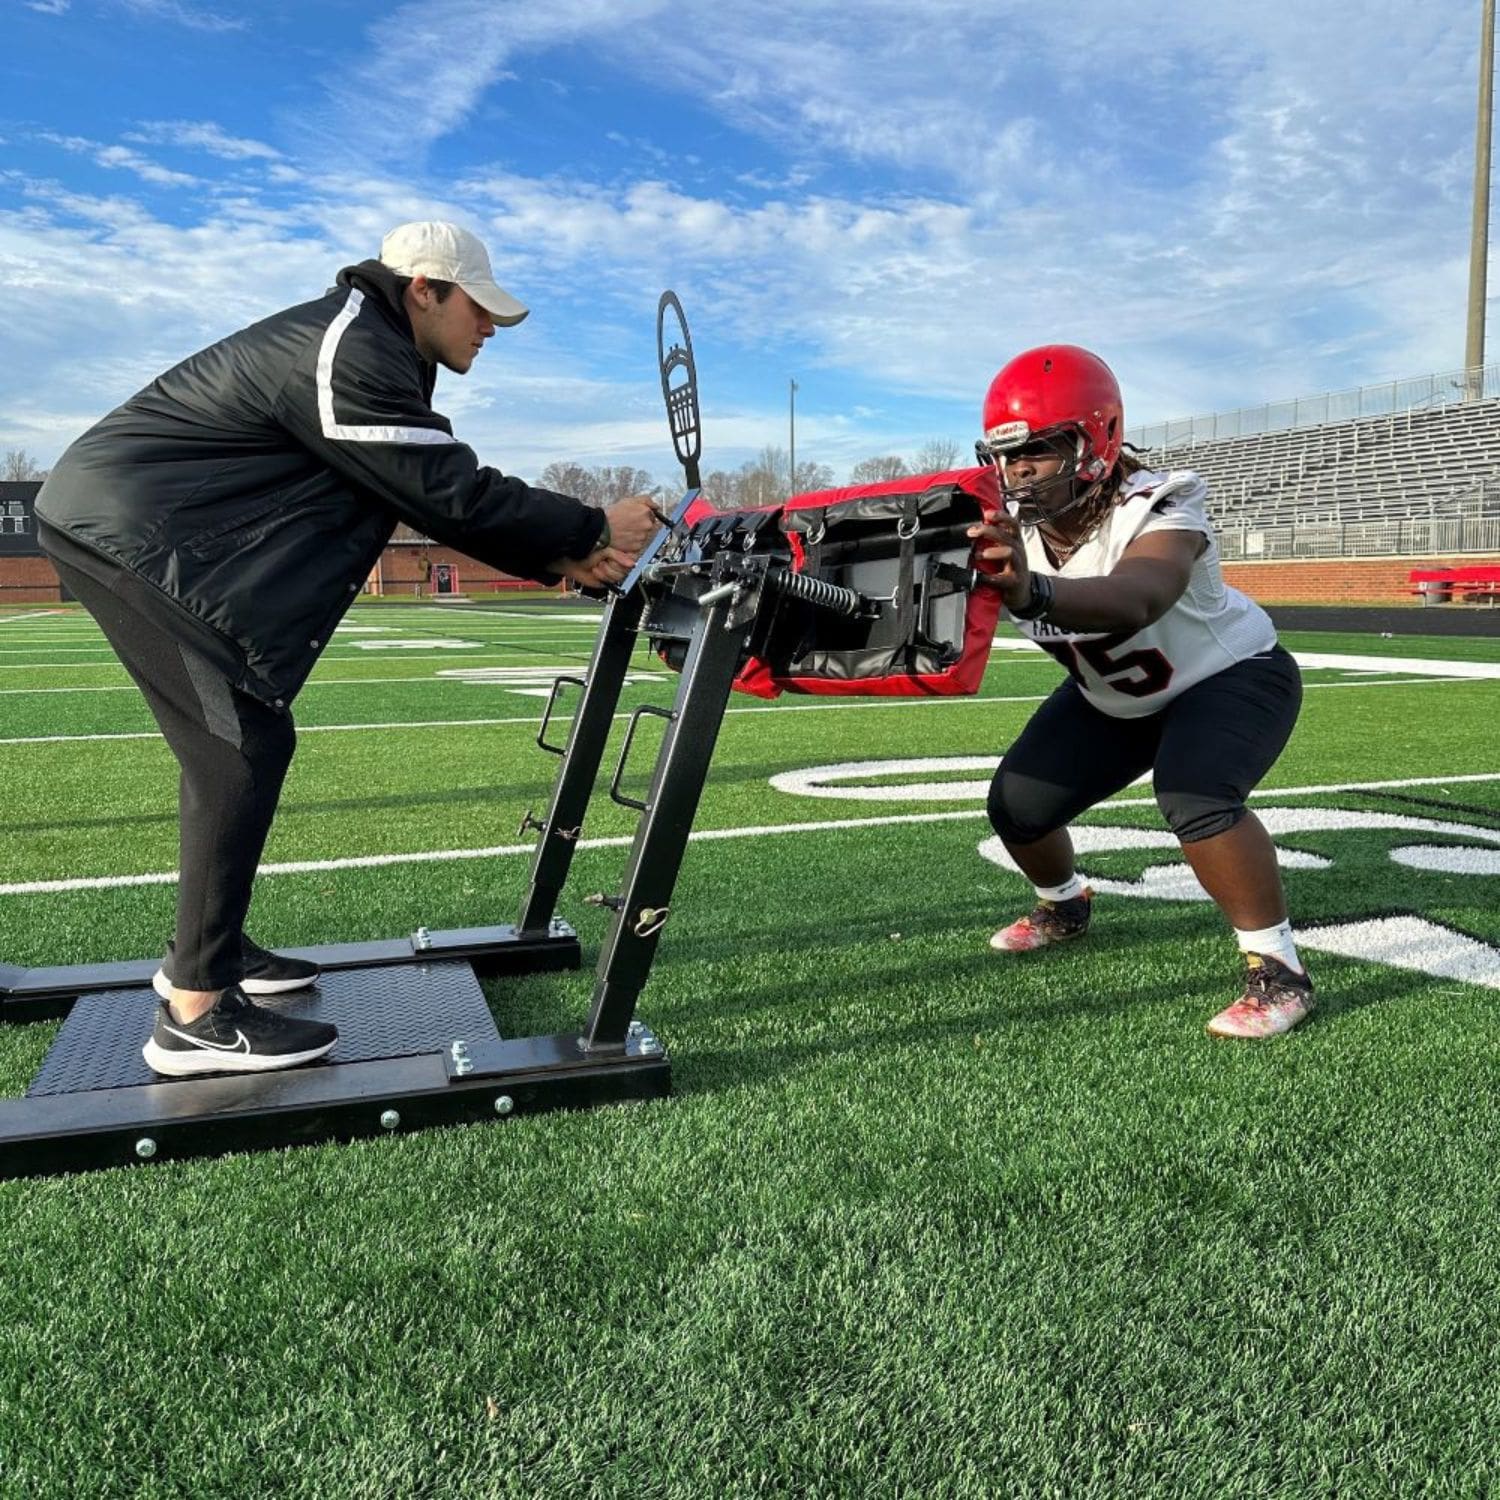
<box><xmin>968</xmin><ymin>515</ymin><xmax>1205</xmax><ymax>632</ymax></box>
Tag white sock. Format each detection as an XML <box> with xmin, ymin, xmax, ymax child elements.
<box><xmin>1035</xmin><ymin>874</ymin><xmax>1087</xmax><ymax>904</ymax></box>
<box><xmin>1234</xmin><ymin>920</ymin><xmax>1303</xmax><ymax>974</ymax></box>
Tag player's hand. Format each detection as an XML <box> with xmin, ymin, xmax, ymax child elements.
<box><xmin>967</xmin><ymin>511</ymin><xmax>1031</xmax><ymax>606</ymax></box>
<box><xmin>602</xmin><ymin>496</ymin><xmax>666</xmax><ymax>557</ymax></box>
<box><xmin>554</xmin><ymin>546</ymin><xmax>637</xmax><ymax>591</ymax></box>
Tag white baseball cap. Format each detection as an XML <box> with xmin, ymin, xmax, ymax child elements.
<box><xmin>379</xmin><ymin>221</ymin><xmax>529</xmax><ymax>326</ymax></box>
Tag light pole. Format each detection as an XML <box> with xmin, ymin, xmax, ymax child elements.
<box><xmin>1468</xmin><ymin>0</ymin><xmax>1495</xmax><ymax>399</ymax></box>
<box><xmin>789</xmin><ymin>377</ymin><xmax>798</xmax><ymax>497</ymax></box>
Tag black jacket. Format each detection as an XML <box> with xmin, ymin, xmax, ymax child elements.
<box><xmin>36</xmin><ymin>260</ymin><xmax>604</xmax><ymax>708</ymax></box>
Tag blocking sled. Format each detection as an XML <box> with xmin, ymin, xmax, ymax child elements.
<box><xmin>0</xmin><ymin>298</ymin><xmax>1005</xmax><ymax>1178</ymax></box>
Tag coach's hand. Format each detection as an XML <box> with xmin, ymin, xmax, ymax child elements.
<box><xmin>555</xmin><ymin>546</ymin><xmax>637</xmax><ymax>590</ymax></box>
<box><xmin>967</xmin><ymin>511</ymin><xmax>1032</xmax><ymax>607</ymax></box>
<box><xmin>602</xmin><ymin>495</ymin><xmax>666</xmax><ymax>557</ymax></box>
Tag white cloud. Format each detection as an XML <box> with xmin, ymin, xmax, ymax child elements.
<box><xmin>120</xmin><ymin>0</ymin><xmax>245</xmax><ymax>33</ymax></box>
<box><xmin>27</xmin><ymin>1</ymin><xmax>71</xmax><ymax>15</ymax></box>
<box><xmin>94</xmin><ymin>145</ymin><xmax>199</xmax><ymax>188</ymax></box>
<box><xmin>305</xmin><ymin>0</ymin><xmax>668</xmax><ymax>164</ymax></box>
<box><xmin>37</xmin><ymin>132</ymin><xmax>199</xmax><ymax>188</ymax></box>
<box><xmin>297</xmin><ymin>0</ymin><xmax>1479</xmax><ymax>383</ymax></box>
<box><xmin>127</xmin><ymin>120</ymin><xmax>281</xmax><ymax>161</ymax></box>
<box><xmin>2</xmin><ymin>1</ymin><xmax>1488</xmax><ymax>480</ymax></box>
<box><xmin>614</xmin><ymin>4</ymin><xmax>1043</xmax><ymax>188</ymax></box>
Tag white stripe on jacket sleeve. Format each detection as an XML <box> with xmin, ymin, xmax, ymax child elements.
<box><xmin>316</xmin><ymin>289</ymin><xmax>458</xmax><ymax>445</ymax></box>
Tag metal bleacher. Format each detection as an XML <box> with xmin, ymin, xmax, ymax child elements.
<box><xmin>1132</xmin><ymin>369</ymin><xmax>1500</xmax><ymax>560</ymax></box>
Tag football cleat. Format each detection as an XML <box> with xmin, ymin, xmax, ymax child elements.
<box><xmin>1206</xmin><ymin>953</ymin><xmax>1315</xmax><ymax>1039</ymax></box>
<box><xmin>989</xmin><ymin>888</ymin><xmax>1093</xmax><ymax>952</ymax></box>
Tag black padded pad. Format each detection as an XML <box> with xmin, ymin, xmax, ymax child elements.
<box><xmin>27</xmin><ymin>961</ymin><xmax>499</xmax><ymax>1097</ymax></box>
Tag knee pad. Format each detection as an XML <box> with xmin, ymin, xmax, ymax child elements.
<box><xmin>988</xmin><ymin>769</ymin><xmax>1062</xmax><ymax>847</ymax></box>
<box><xmin>1157</xmin><ymin>791</ymin><xmax>1246</xmax><ymax>845</ymax></box>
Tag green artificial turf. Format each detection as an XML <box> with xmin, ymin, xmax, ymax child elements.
<box><xmin>1</xmin><ymin>600</ymin><xmax>1498</xmax><ymax>1497</ymax></box>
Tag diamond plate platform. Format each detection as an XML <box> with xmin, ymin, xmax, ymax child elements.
<box><xmin>1</xmin><ymin>921</ymin><xmax>582</xmax><ymax>1024</ymax></box>
<box><xmin>28</xmin><ymin>961</ymin><xmax>498</xmax><ymax>1097</ymax></box>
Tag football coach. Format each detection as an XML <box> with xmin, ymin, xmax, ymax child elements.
<box><xmin>36</xmin><ymin>220</ymin><xmax>660</xmax><ymax>1078</ymax></box>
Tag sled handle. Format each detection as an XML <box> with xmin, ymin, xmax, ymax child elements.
<box><xmin>537</xmin><ymin>674</ymin><xmax>588</xmax><ymax>756</ymax></box>
<box><xmin>609</xmin><ymin>704</ymin><xmax>676</xmax><ymax>812</ymax></box>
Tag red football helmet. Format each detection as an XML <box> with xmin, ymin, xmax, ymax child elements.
<box><xmin>976</xmin><ymin>345</ymin><xmax>1124</xmax><ymax>527</ymax></box>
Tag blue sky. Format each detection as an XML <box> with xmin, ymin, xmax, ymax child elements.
<box><xmin>0</xmin><ymin>0</ymin><xmax>1486</xmax><ymax>486</ymax></box>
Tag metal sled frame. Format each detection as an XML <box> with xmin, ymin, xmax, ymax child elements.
<box><xmin>0</xmin><ymin>515</ymin><xmax>770</xmax><ymax>1179</ymax></box>
<box><xmin>0</xmin><ymin>287</ymin><xmax>984</xmax><ymax>1179</ymax></box>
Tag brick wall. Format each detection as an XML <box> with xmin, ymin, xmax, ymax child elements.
<box><xmin>376</xmin><ymin>545</ymin><xmax>540</xmax><ymax>596</ymax></box>
<box><xmin>0</xmin><ymin>555</ymin><xmax>62</xmax><ymax>603</ymax></box>
<box><xmin>11</xmin><ymin>548</ymin><xmax>1495</xmax><ymax>609</ymax></box>
<box><xmin>1221</xmin><ymin>555</ymin><xmax>1500</xmax><ymax>606</ymax></box>
<box><xmin>0</xmin><ymin>547</ymin><xmax>546</xmax><ymax>603</ymax></box>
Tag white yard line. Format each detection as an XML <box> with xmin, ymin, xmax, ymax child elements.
<box><xmin>1292</xmin><ymin>651</ymin><xmax>1500</xmax><ymax>680</ymax></box>
<box><xmin>989</xmin><ymin>637</ymin><xmax>1500</xmax><ymax>680</ymax></box>
<box><xmin>0</xmin><ymin>660</ymin><xmax>129</xmax><ymax>671</ymax></box>
<box><xmin>394</xmin><ymin>606</ymin><xmax>604</xmax><ymax>624</ymax></box>
<box><xmin>0</xmin><ymin>660</ymin><xmax>1474</xmax><ymax>700</ymax></box>
<box><xmin>0</xmin><ymin>674</ymin><xmax>1477</xmax><ymax>744</ymax></box>
<box><xmin>0</xmin><ymin>693</ymin><xmax>1065</xmax><ymax>738</ymax></box>
<box><xmin>1300</xmin><ymin>677</ymin><xmax>1469</xmax><ymax>690</ymax></box>
<box><xmin>0</xmin><ymin>672</ymin><xmax>1482</xmax><ymax>741</ymax></box>
<box><xmin>0</xmin><ymin>664</ymin><xmax>591</xmax><ymax>694</ymax></box>
<box><xmin>0</xmin><ymin>717</ymin><xmax>552</xmax><ymax>746</ymax></box>
<box><xmin>0</xmin><ymin>635</ymin><xmax>105</xmax><ymax>645</ymax></box>
<box><xmin>5</xmin><ymin>770</ymin><xmax>1499</xmax><ymax>897</ymax></box>
<box><xmin>0</xmin><ymin>648</ymin><xmax>592</xmax><ymax>673</ymax></box>
<box><xmin>8</xmin><ymin>636</ymin><xmax>1496</xmax><ymax>689</ymax></box>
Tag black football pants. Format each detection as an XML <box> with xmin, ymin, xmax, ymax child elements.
<box><xmin>48</xmin><ymin>556</ymin><xmax>296</xmax><ymax>991</ymax></box>
<box><xmin>989</xmin><ymin>645</ymin><xmax>1303</xmax><ymax>847</ymax></box>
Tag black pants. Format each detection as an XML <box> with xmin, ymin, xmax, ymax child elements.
<box><xmin>49</xmin><ymin>556</ymin><xmax>296</xmax><ymax>991</ymax></box>
<box><xmin>989</xmin><ymin>646</ymin><xmax>1303</xmax><ymax>848</ymax></box>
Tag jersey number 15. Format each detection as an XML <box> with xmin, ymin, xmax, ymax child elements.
<box><xmin>1036</xmin><ymin>631</ymin><xmax>1175</xmax><ymax>698</ymax></box>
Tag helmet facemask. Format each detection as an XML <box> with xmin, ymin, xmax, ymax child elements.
<box><xmin>974</xmin><ymin>424</ymin><xmax>1104</xmax><ymax>529</ymax></box>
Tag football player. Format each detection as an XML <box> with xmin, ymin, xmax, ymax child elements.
<box><xmin>970</xmin><ymin>345</ymin><xmax>1312</xmax><ymax>1038</ymax></box>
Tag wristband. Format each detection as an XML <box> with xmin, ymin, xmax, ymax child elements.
<box><xmin>1007</xmin><ymin>572</ymin><xmax>1054</xmax><ymax>621</ymax></box>
<box><xmin>593</xmin><ymin>515</ymin><xmax>611</xmax><ymax>553</ymax></box>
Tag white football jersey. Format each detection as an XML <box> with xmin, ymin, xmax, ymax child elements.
<box><xmin>1008</xmin><ymin>468</ymin><xmax>1276</xmax><ymax>718</ymax></box>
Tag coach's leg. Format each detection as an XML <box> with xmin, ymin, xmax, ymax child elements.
<box><xmin>147</xmin><ymin>697</ymin><xmax>334</xmax><ymax>1072</ymax></box>
<box><xmin>44</xmin><ymin>554</ymin><xmax>295</xmax><ymax>1019</ymax></box>
<box><xmin>169</xmin><ymin>680</ymin><xmax>296</xmax><ymax>1017</ymax></box>
<box><xmin>43</xmin><ymin>550</ymin><xmax>336</xmax><ymax>1073</ymax></box>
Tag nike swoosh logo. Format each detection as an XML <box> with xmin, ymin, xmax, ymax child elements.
<box><xmin>162</xmin><ymin>1025</ymin><xmax>251</xmax><ymax>1054</ymax></box>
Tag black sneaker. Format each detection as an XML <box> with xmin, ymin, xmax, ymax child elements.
<box><xmin>142</xmin><ymin>985</ymin><xmax>338</xmax><ymax>1077</ymax></box>
<box><xmin>240</xmin><ymin>936</ymin><xmax>321</xmax><ymax>996</ymax></box>
<box><xmin>153</xmin><ymin>936</ymin><xmax>321</xmax><ymax>1001</ymax></box>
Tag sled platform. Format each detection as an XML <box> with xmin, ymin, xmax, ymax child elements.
<box><xmin>0</xmin><ymin>921</ymin><xmax>582</xmax><ymax>1024</ymax></box>
<box><xmin>0</xmin><ymin>960</ymin><xmax>669</xmax><ymax>1180</ymax></box>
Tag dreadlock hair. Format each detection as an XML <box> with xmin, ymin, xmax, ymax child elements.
<box><xmin>1040</xmin><ymin>442</ymin><xmax>1147</xmax><ymax>553</ymax></box>
<box><xmin>1107</xmin><ymin>444</ymin><xmax>1147</xmax><ymax>496</ymax></box>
